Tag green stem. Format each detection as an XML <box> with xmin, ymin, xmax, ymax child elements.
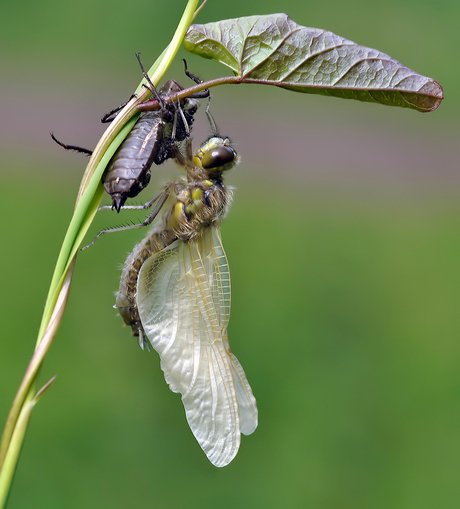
<box><xmin>0</xmin><ymin>377</ymin><xmax>56</xmax><ymax>508</ymax></box>
<box><xmin>0</xmin><ymin>397</ymin><xmax>35</xmax><ymax>508</ymax></box>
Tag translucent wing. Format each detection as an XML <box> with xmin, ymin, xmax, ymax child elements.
<box><xmin>200</xmin><ymin>229</ymin><xmax>258</xmax><ymax>436</ymax></box>
<box><xmin>137</xmin><ymin>227</ymin><xmax>257</xmax><ymax>467</ymax></box>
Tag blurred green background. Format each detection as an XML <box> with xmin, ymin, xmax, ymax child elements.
<box><xmin>1</xmin><ymin>0</ymin><xmax>459</xmax><ymax>507</ymax></box>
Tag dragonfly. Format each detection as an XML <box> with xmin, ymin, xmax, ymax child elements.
<box><xmin>115</xmin><ymin>121</ymin><xmax>258</xmax><ymax>467</ymax></box>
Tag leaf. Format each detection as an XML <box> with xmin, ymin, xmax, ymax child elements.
<box><xmin>184</xmin><ymin>13</ymin><xmax>443</xmax><ymax>112</ymax></box>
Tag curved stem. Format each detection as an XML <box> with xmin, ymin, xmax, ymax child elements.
<box><xmin>0</xmin><ymin>262</ymin><xmax>74</xmax><ymax>470</ymax></box>
<box><xmin>137</xmin><ymin>75</ymin><xmax>304</xmax><ymax>113</ymax></box>
<box><xmin>137</xmin><ymin>76</ymin><xmax>242</xmax><ymax>111</ymax></box>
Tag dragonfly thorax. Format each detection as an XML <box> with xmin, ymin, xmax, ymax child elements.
<box><xmin>169</xmin><ymin>180</ymin><xmax>231</xmax><ymax>242</ymax></box>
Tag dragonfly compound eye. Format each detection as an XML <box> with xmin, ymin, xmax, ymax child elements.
<box><xmin>201</xmin><ymin>146</ymin><xmax>237</xmax><ymax>172</ymax></box>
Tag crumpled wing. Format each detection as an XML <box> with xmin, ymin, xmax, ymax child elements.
<box><xmin>137</xmin><ymin>227</ymin><xmax>257</xmax><ymax>467</ymax></box>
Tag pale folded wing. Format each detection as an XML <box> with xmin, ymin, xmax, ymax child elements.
<box><xmin>137</xmin><ymin>227</ymin><xmax>257</xmax><ymax>467</ymax></box>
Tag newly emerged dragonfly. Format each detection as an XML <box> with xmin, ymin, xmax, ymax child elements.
<box><xmin>115</xmin><ymin>130</ymin><xmax>258</xmax><ymax>467</ymax></box>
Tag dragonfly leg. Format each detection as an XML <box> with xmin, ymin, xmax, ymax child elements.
<box><xmin>205</xmin><ymin>98</ymin><xmax>220</xmax><ymax>136</ymax></box>
<box><xmin>83</xmin><ymin>184</ymin><xmax>175</xmax><ymax>250</ymax></box>
<box><xmin>97</xmin><ymin>183</ymin><xmax>174</xmax><ymax>212</ymax></box>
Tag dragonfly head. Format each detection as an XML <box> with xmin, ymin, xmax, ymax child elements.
<box><xmin>194</xmin><ymin>137</ymin><xmax>239</xmax><ymax>176</ymax></box>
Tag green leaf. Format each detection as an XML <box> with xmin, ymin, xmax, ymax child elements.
<box><xmin>184</xmin><ymin>13</ymin><xmax>443</xmax><ymax>112</ymax></box>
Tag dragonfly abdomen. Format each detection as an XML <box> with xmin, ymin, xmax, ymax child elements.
<box><xmin>116</xmin><ymin>224</ymin><xmax>176</xmax><ymax>346</ymax></box>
